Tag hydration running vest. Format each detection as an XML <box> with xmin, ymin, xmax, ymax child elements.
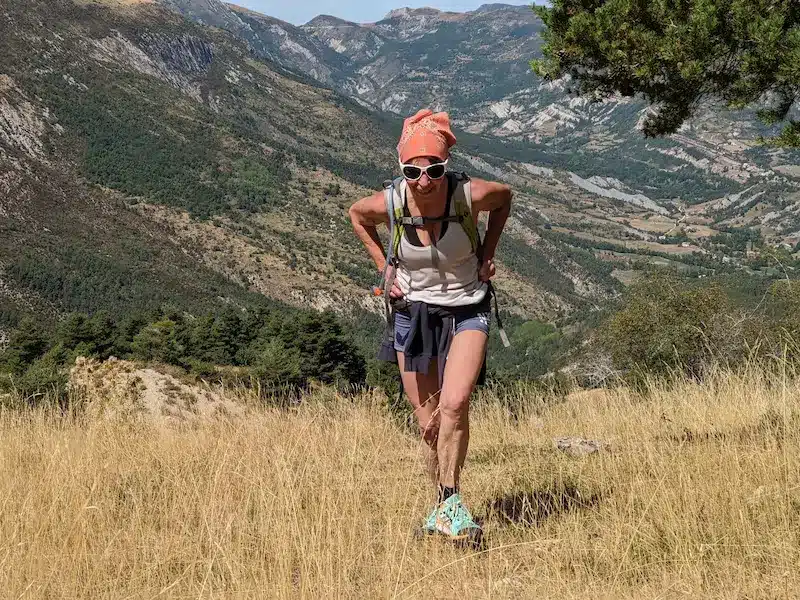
<box><xmin>373</xmin><ymin>171</ymin><xmax>510</xmax><ymax>348</ymax></box>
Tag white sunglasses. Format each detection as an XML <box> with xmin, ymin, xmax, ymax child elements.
<box><xmin>399</xmin><ymin>159</ymin><xmax>449</xmax><ymax>181</ymax></box>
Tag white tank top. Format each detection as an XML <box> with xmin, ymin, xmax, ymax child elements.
<box><xmin>393</xmin><ymin>178</ymin><xmax>488</xmax><ymax>307</ymax></box>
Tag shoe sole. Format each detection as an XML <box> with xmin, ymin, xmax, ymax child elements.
<box><xmin>413</xmin><ymin>526</ymin><xmax>484</xmax><ymax>549</ymax></box>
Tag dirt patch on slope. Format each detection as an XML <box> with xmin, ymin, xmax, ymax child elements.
<box><xmin>69</xmin><ymin>357</ymin><xmax>246</xmax><ymax>427</ymax></box>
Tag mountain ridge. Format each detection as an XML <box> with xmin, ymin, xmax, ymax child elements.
<box><xmin>5</xmin><ymin>0</ymin><xmax>800</xmax><ymax>355</ymax></box>
<box><xmin>181</xmin><ymin>0</ymin><xmax>799</xmax><ymax>200</ymax></box>
<box><xmin>2</xmin><ymin>0</ymin><xmax>625</xmax><ymax>339</ymax></box>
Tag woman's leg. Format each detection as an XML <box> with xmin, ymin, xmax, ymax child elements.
<box><xmin>397</xmin><ymin>352</ymin><xmax>441</xmax><ymax>485</ymax></box>
<box><xmin>437</xmin><ymin>330</ymin><xmax>488</xmax><ymax>492</ymax></box>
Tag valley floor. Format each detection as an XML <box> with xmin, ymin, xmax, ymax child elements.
<box><xmin>2</xmin><ymin>371</ymin><xmax>800</xmax><ymax>598</ymax></box>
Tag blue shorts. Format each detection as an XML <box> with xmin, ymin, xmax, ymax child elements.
<box><xmin>393</xmin><ymin>308</ymin><xmax>491</xmax><ymax>352</ymax></box>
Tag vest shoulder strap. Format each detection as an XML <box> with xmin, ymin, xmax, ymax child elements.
<box><xmin>388</xmin><ymin>172</ymin><xmax>481</xmax><ymax>260</ymax></box>
<box><xmin>450</xmin><ymin>172</ymin><xmax>481</xmax><ymax>256</ymax></box>
<box><xmin>384</xmin><ymin>177</ymin><xmax>405</xmax><ymax>262</ymax></box>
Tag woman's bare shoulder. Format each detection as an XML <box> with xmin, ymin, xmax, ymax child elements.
<box><xmin>349</xmin><ymin>188</ymin><xmax>389</xmax><ymax>224</ymax></box>
<box><xmin>468</xmin><ymin>177</ymin><xmax>512</xmax><ymax>211</ymax></box>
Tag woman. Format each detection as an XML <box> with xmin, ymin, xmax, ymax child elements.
<box><xmin>348</xmin><ymin>109</ymin><xmax>512</xmax><ymax>542</ymax></box>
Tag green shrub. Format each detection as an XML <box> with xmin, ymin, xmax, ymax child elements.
<box><xmin>130</xmin><ymin>319</ymin><xmax>182</xmax><ymax>364</ymax></box>
<box><xmin>10</xmin><ymin>348</ymin><xmax>69</xmax><ymax>406</ymax></box>
<box><xmin>250</xmin><ymin>339</ymin><xmax>304</xmax><ymax>395</ymax></box>
<box><xmin>602</xmin><ymin>273</ymin><xmax>742</xmax><ymax>378</ymax></box>
<box><xmin>0</xmin><ymin>317</ymin><xmax>49</xmax><ymax>377</ymax></box>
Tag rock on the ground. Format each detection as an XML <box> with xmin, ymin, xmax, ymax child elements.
<box><xmin>554</xmin><ymin>436</ymin><xmax>607</xmax><ymax>456</ymax></box>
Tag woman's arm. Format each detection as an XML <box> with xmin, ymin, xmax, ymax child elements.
<box><xmin>348</xmin><ymin>190</ymin><xmax>390</xmax><ymax>271</ymax></box>
<box><xmin>470</xmin><ymin>178</ymin><xmax>512</xmax><ymax>262</ymax></box>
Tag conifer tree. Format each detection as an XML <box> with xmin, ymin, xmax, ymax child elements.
<box><xmin>532</xmin><ymin>0</ymin><xmax>800</xmax><ymax>145</ymax></box>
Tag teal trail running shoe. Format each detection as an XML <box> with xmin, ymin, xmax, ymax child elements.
<box><xmin>422</xmin><ymin>493</ymin><xmax>481</xmax><ymax>540</ymax></box>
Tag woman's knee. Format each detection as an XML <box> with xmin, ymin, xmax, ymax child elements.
<box><xmin>439</xmin><ymin>391</ymin><xmax>469</xmax><ymax>421</ymax></box>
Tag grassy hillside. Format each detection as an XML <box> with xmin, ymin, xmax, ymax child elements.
<box><xmin>1</xmin><ymin>367</ymin><xmax>799</xmax><ymax>597</ymax></box>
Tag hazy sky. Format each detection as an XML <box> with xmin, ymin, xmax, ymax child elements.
<box><xmin>232</xmin><ymin>1</ymin><xmax>537</xmax><ymax>26</ymax></box>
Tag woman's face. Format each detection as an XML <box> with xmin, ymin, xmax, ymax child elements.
<box><xmin>405</xmin><ymin>155</ymin><xmax>447</xmax><ymax>198</ymax></box>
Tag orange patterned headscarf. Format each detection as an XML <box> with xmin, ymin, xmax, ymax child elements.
<box><xmin>397</xmin><ymin>109</ymin><xmax>457</xmax><ymax>163</ymax></box>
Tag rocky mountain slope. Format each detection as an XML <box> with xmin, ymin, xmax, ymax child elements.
<box><xmin>1</xmin><ymin>0</ymin><xmax>393</xmax><ymax>329</ymax></box>
<box><xmin>5</xmin><ymin>0</ymin><xmax>800</xmax><ymax>362</ymax></box>
<box><xmin>2</xmin><ymin>0</ymin><xmax>634</xmax><ymax>350</ymax></box>
<box><xmin>163</xmin><ymin>0</ymin><xmax>800</xmax><ymax>246</ymax></box>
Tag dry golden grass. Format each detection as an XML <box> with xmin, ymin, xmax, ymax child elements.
<box><xmin>2</xmin><ymin>369</ymin><xmax>800</xmax><ymax>598</ymax></box>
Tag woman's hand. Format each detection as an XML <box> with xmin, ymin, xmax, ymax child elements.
<box><xmin>385</xmin><ymin>264</ymin><xmax>405</xmax><ymax>299</ymax></box>
<box><xmin>478</xmin><ymin>258</ymin><xmax>496</xmax><ymax>283</ymax></box>
<box><xmin>389</xmin><ymin>282</ymin><xmax>404</xmax><ymax>299</ymax></box>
